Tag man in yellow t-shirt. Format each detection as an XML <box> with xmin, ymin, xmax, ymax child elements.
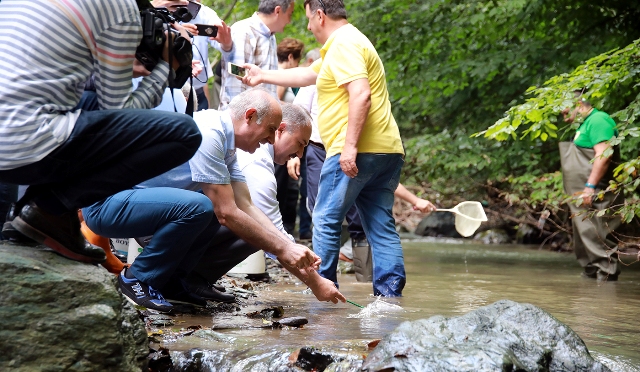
<box><xmin>241</xmin><ymin>0</ymin><xmax>406</xmax><ymax>296</ymax></box>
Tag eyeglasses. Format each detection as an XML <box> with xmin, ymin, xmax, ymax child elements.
<box><xmin>316</xmin><ymin>0</ymin><xmax>327</xmax><ymax>14</ymax></box>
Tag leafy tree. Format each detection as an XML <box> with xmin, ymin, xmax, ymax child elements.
<box><xmin>479</xmin><ymin>39</ymin><xmax>640</xmax><ymax>224</ymax></box>
<box><xmin>347</xmin><ymin>0</ymin><xmax>640</xmax><ymax>136</ymax></box>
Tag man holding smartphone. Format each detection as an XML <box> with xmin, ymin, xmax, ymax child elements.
<box><xmin>241</xmin><ymin>0</ymin><xmax>407</xmax><ymax>297</ymax></box>
<box><xmin>181</xmin><ymin>0</ymin><xmax>233</xmax><ymax>110</ymax></box>
<box><xmin>219</xmin><ymin>0</ymin><xmax>296</xmax><ymax>109</ymax></box>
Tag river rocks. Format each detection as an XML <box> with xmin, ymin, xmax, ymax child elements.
<box><xmin>0</xmin><ymin>241</ymin><xmax>148</xmax><ymax>371</ymax></box>
<box><xmin>414</xmin><ymin>211</ymin><xmax>461</xmax><ymax>238</ymax></box>
<box><xmin>362</xmin><ymin>299</ymin><xmax>611</xmax><ymax>372</ymax></box>
<box><xmin>165</xmin><ymin>347</ymin><xmax>364</xmax><ymax>372</ymax></box>
<box><xmin>274</xmin><ymin>316</ymin><xmax>309</xmax><ymax>328</ymax></box>
<box><xmin>473</xmin><ymin>228</ymin><xmax>511</xmax><ymax>244</ymax></box>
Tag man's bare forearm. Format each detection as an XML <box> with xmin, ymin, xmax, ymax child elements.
<box><xmin>221</xmin><ymin>207</ymin><xmax>290</xmax><ymax>257</ymax></box>
<box><xmin>344</xmin><ymin>80</ymin><xmax>371</xmax><ymax>149</ymax></box>
<box><xmin>588</xmin><ymin>143</ymin><xmax>611</xmax><ymax>186</ymax></box>
<box><xmin>259</xmin><ymin>66</ymin><xmax>317</xmax><ymax>88</ymax></box>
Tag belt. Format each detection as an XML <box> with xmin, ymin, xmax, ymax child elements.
<box><xmin>309</xmin><ymin>140</ymin><xmax>325</xmax><ymax>151</ymax></box>
<box><xmin>195</xmin><ymin>87</ymin><xmax>206</xmax><ymax>93</ymax></box>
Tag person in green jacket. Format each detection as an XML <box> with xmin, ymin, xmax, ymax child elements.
<box><xmin>560</xmin><ymin>96</ymin><xmax>621</xmax><ymax>281</ymax></box>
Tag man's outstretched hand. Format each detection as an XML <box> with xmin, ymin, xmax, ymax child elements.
<box><xmin>280</xmin><ymin>243</ymin><xmax>321</xmax><ymax>270</ymax></box>
<box><xmin>307</xmin><ymin>273</ymin><xmax>346</xmax><ymax>304</ymax></box>
<box><xmin>240</xmin><ymin>64</ymin><xmax>263</xmax><ymax>86</ymax></box>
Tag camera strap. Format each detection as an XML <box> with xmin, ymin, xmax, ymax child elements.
<box><xmin>185</xmin><ymin>77</ymin><xmax>195</xmax><ymax>117</ymax></box>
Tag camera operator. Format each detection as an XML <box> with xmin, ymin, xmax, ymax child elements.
<box><xmin>0</xmin><ymin>0</ymin><xmax>202</xmax><ymax>264</ymax></box>
<box><xmin>150</xmin><ymin>0</ymin><xmax>233</xmax><ymax>111</ymax></box>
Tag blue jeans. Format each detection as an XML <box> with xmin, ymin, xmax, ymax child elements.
<box><xmin>82</xmin><ymin>188</ymin><xmax>218</xmax><ymax>289</ymax></box>
<box><xmin>0</xmin><ymin>103</ymin><xmax>201</xmax><ymax>214</ymax></box>
<box><xmin>313</xmin><ymin>153</ymin><xmax>405</xmax><ymax>296</ymax></box>
<box><xmin>306</xmin><ymin>144</ymin><xmax>366</xmax><ymax>240</ymax></box>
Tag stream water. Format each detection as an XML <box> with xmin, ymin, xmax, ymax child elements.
<box><xmin>164</xmin><ymin>239</ymin><xmax>640</xmax><ymax>371</ymax></box>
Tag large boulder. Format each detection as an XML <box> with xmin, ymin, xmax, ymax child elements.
<box><xmin>414</xmin><ymin>211</ymin><xmax>461</xmax><ymax>238</ymax></box>
<box><xmin>0</xmin><ymin>241</ymin><xmax>148</xmax><ymax>371</ymax></box>
<box><xmin>363</xmin><ymin>299</ymin><xmax>610</xmax><ymax>372</ymax></box>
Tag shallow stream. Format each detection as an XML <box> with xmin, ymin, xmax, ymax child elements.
<box><xmin>164</xmin><ymin>239</ymin><xmax>640</xmax><ymax>371</ymax></box>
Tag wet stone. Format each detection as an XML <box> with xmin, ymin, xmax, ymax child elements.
<box><xmin>0</xmin><ymin>242</ymin><xmax>148</xmax><ymax>371</ymax></box>
<box><xmin>295</xmin><ymin>347</ymin><xmax>339</xmax><ymax>371</ymax></box>
<box><xmin>274</xmin><ymin>316</ymin><xmax>308</xmax><ymax>328</ymax></box>
<box><xmin>147</xmin><ymin>314</ymin><xmax>174</xmax><ymax>327</ymax></box>
<box><xmin>191</xmin><ymin>329</ymin><xmax>236</xmax><ymax>343</ymax></box>
<box><xmin>363</xmin><ymin>299</ymin><xmax>612</xmax><ymax>372</ymax></box>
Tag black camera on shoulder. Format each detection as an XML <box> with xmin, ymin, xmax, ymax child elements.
<box><xmin>135</xmin><ymin>0</ymin><xmax>197</xmax><ymax>89</ymax></box>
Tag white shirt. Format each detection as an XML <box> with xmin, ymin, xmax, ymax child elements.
<box><xmin>189</xmin><ymin>6</ymin><xmax>223</xmax><ymax>90</ymax></box>
<box><xmin>236</xmin><ymin>143</ymin><xmax>295</xmax><ymax>243</ymax></box>
<box><xmin>293</xmin><ymin>85</ymin><xmax>322</xmax><ymax>144</ymax></box>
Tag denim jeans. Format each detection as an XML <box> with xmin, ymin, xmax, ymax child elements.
<box><xmin>82</xmin><ymin>187</ymin><xmax>218</xmax><ymax>289</ymax></box>
<box><xmin>0</xmin><ymin>105</ymin><xmax>201</xmax><ymax>214</ymax></box>
<box><xmin>313</xmin><ymin>153</ymin><xmax>405</xmax><ymax>296</ymax></box>
<box><xmin>305</xmin><ymin>144</ymin><xmax>365</xmax><ymax>240</ymax></box>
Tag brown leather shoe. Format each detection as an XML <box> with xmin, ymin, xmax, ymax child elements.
<box><xmin>2</xmin><ymin>203</ymin><xmax>31</xmax><ymax>242</ymax></box>
<box><xmin>12</xmin><ymin>201</ymin><xmax>106</xmax><ymax>263</ymax></box>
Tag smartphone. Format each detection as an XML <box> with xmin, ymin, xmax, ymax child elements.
<box><xmin>227</xmin><ymin>62</ymin><xmax>246</xmax><ymax>78</ymax></box>
<box><xmin>186</xmin><ymin>0</ymin><xmax>201</xmax><ymax>19</ymax></box>
<box><xmin>195</xmin><ymin>24</ymin><xmax>218</xmax><ymax>37</ymax></box>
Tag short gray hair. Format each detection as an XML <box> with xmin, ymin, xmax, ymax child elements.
<box><xmin>259</xmin><ymin>0</ymin><xmax>294</xmax><ymax>14</ymax></box>
<box><xmin>228</xmin><ymin>88</ymin><xmax>273</xmax><ymax>124</ymax></box>
<box><xmin>281</xmin><ymin>103</ymin><xmax>312</xmax><ymax>134</ymax></box>
<box><xmin>305</xmin><ymin>48</ymin><xmax>321</xmax><ymax>62</ymax></box>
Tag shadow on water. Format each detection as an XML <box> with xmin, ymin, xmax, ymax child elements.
<box><xmin>165</xmin><ymin>239</ymin><xmax>640</xmax><ymax>371</ymax></box>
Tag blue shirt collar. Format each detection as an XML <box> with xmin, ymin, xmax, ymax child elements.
<box><xmin>250</xmin><ymin>13</ymin><xmax>273</xmax><ymax>37</ymax></box>
<box><xmin>219</xmin><ymin>110</ymin><xmax>236</xmax><ymax>157</ymax></box>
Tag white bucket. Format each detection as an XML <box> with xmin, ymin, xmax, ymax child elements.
<box><xmin>227</xmin><ymin>250</ymin><xmax>266</xmax><ymax>274</ymax></box>
<box><xmin>110</xmin><ymin>238</ymin><xmax>129</xmax><ymax>259</ymax></box>
<box><xmin>127</xmin><ymin>238</ymin><xmax>143</xmax><ymax>264</ymax></box>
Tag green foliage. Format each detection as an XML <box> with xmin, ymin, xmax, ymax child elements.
<box><xmin>347</xmin><ymin>0</ymin><xmax>640</xmax><ymax>136</ymax></box>
<box><xmin>479</xmin><ymin>38</ymin><xmax>640</xmax><ymax>223</ymax></box>
<box><xmin>402</xmin><ymin>129</ymin><xmax>559</xmax><ymax>198</ymax></box>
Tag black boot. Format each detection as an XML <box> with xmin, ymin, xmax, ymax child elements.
<box><xmin>185</xmin><ymin>272</ymin><xmax>235</xmax><ymax>303</ymax></box>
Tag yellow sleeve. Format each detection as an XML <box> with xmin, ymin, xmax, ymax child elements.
<box><xmin>327</xmin><ymin>39</ymin><xmax>368</xmax><ymax>87</ymax></box>
<box><xmin>311</xmin><ymin>58</ymin><xmax>322</xmax><ymax>74</ymax></box>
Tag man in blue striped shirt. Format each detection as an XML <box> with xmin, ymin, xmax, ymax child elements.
<box><xmin>0</xmin><ymin>0</ymin><xmax>201</xmax><ymax>263</ymax></box>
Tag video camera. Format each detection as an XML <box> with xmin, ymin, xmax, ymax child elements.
<box><xmin>135</xmin><ymin>0</ymin><xmax>201</xmax><ymax>88</ymax></box>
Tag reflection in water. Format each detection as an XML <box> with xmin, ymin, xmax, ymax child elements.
<box><xmin>166</xmin><ymin>241</ymin><xmax>640</xmax><ymax>371</ymax></box>
<box><xmin>452</xmin><ymin>284</ymin><xmax>491</xmax><ymax>313</ymax></box>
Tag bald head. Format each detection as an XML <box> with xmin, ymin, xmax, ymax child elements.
<box><xmin>229</xmin><ymin>88</ymin><xmax>280</xmax><ymax>125</ymax></box>
<box><xmin>229</xmin><ymin>89</ymin><xmax>282</xmax><ymax>153</ymax></box>
<box><xmin>273</xmin><ymin>103</ymin><xmax>312</xmax><ymax>165</ymax></box>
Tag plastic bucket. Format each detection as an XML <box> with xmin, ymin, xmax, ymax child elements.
<box><xmin>127</xmin><ymin>238</ymin><xmax>143</xmax><ymax>264</ymax></box>
<box><xmin>227</xmin><ymin>250</ymin><xmax>266</xmax><ymax>274</ymax></box>
<box><xmin>110</xmin><ymin>238</ymin><xmax>129</xmax><ymax>259</ymax></box>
